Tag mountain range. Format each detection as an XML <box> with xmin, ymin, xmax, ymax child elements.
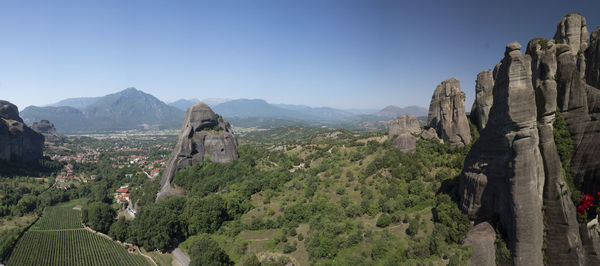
<box><xmin>20</xmin><ymin>88</ymin><xmax>427</xmax><ymax>133</ymax></box>
<box><xmin>22</xmin><ymin>88</ymin><xmax>185</xmax><ymax>132</ymax></box>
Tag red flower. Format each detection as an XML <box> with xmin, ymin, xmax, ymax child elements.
<box><xmin>577</xmin><ymin>205</ymin><xmax>586</xmax><ymax>215</ymax></box>
<box><xmin>577</xmin><ymin>193</ymin><xmax>594</xmax><ymax>215</ymax></box>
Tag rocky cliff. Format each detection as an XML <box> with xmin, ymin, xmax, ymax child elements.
<box><xmin>388</xmin><ymin>115</ymin><xmax>420</xmax><ymax>152</ymax></box>
<box><xmin>0</xmin><ymin>100</ymin><xmax>44</xmax><ymax>162</ymax></box>
<box><xmin>459</xmin><ymin>13</ymin><xmax>600</xmax><ymax>265</ymax></box>
<box><xmin>427</xmin><ymin>78</ymin><xmax>471</xmax><ymax>146</ymax></box>
<box><xmin>31</xmin><ymin>120</ymin><xmax>63</xmax><ymax>143</ymax></box>
<box><xmin>459</xmin><ymin>42</ymin><xmax>545</xmax><ymax>265</ymax></box>
<box><xmin>470</xmin><ymin>70</ymin><xmax>494</xmax><ymax>130</ymax></box>
<box><xmin>156</xmin><ymin>103</ymin><xmax>239</xmax><ymax>201</ymax></box>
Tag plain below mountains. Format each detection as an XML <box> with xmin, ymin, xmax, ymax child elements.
<box><xmin>21</xmin><ymin>88</ymin><xmax>427</xmax><ymax>133</ymax></box>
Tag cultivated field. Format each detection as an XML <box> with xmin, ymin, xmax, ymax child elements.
<box><xmin>6</xmin><ymin>201</ymin><xmax>151</xmax><ymax>266</ymax></box>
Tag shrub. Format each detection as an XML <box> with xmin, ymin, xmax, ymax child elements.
<box><xmin>376</xmin><ymin>213</ymin><xmax>392</xmax><ymax>228</ymax></box>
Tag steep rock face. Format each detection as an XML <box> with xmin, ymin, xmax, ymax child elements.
<box><xmin>462</xmin><ymin>222</ymin><xmax>496</xmax><ymax>266</ymax></box>
<box><xmin>586</xmin><ymin>27</ymin><xmax>600</xmax><ymax>88</ymax></box>
<box><xmin>0</xmin><ymin>101</ymin><xmax>44</xmax><ymax>162</ymax></box>
<box><xmin>388</xmin><ymin>114</ymin><xmax>420</xmax><ymax>137</ymax></box>
<box><xmin>388</xmin><ymin>115</ymin><xmax>420</xmax><ymax>152</ymax></box>
<box><xmin>156</xmin><ymin>103</ymin><xmax>238</xmax><ymax>201</ymax></box>
<box><xmin>31</xmin><ymin>120</ymin><xmax>63</xmax><ymax>143</ymax></box>
<box><xmin>459</xmin><ymin>43</ymin><xmax>545</xmax><ymax>265</ymax></box>
<box><xmin>470</xmin><ymin>70</ymin><xmax>494</xmax><ymax>130</ymax></box>
<box><xmin>527</xmin><ymin>37</ymin><xmax>586</xmax><ymax>265</ymax></box>
<box><xmin>427</xmin><ymin>78</ymin><xmax>472</xmax><ymax>146</ymax></box>
<box><xmin>554</xmin><ymin>13</ymin><xmax>589</xmax><ymax>55</ymax></box>
<box><xmin>556</xmin><ymin>43</ymin><xmax>590</xmax><ymax>146</ymax></box>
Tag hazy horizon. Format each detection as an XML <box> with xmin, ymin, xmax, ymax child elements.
<box><xmin>2</xmin><ymin>0</ymin><xmax>600</xmax><ymax>110</ymax></box>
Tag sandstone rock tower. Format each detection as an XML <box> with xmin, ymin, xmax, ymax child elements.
<box><xmin>427</xmin><ymin>78</ymin><xmax>471</xmax><ymax>146</ymax></box>
<box><xmin>156</xmin><ymin>103</ymin><xmax>238</xmax><ymax>201</ymax></box>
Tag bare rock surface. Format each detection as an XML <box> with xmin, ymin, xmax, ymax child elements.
<box><xmin>586</xmin><ymin>27</ymin><xmax>600</xmax><ymax>88</ymax></box>
<box><xmin>31</xmin><ymin>120</ymin><xmax>63</xmax><ymax>143</ymax></box>
<box><xmin>470</xmin><ymin>70</ymin><xmax>494</xmax><ymax>130</ymax></box>
<box><xmin>156</xmin><ymin>103</ymin><xmax>238</xmax><ymax>201</ymax></box>
<box><xmin>554</xmin><ymin>12</ymin><xmax>589</xmax><ymax>55</ymax></box>
<box><xmin>427</xmin><ymin>78</ymin><xmax>471</xmax><ymax>146</ymax></box>
<box><xmin>419</xmin><ymin>127</ymin><xmax>439</xmax><ymax>141</ymax></box>
<box><xmin>0</xmin><ymin>100</ymin><xmax>44</xmax><ymax>162</ymax></box>
<box><xmin>527</xmin><ymin>37</ymin><xmax>586</xmax><ymax>265</ymax></box>
<box><xmin>459</xmin><ymin>42</ymin><xmax>545</xmax><ymax>266</ymax></box>
<box><xmin>388</xmin><ymin>115</ymin><xmax>419</xmax><ymax>152</ymax></box>
<box><xmin>462</xmin><ymin>222</ymin><xmax>496</xmax><ymax>266</ymax></box>
<box><xmin>388</xmin><ymin>114</ymin><xmax>420</xmax><ymax>137</ymax></box>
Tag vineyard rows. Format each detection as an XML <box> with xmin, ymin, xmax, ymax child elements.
<box><xmin>6</xmin><ymin>201</ymin><xmax>152</xmax><ymax>266</ymax></box>
<box><xmin>30</xmin><ymin>206</ymin><xmax>82</xmax><ymax>230</ymax></box>
<box><xmin>7</xmin><ymin>230</ymin><xmax>150</xmax><ymax>266</ymax></box>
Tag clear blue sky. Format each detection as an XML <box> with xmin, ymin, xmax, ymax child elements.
<box><xmin>1</xmin><ymin>0</ymin><xmax>599</xmax><ymax>110</ymax></box>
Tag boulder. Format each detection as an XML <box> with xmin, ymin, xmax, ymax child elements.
<box><xmin>554</xmin><ymin>13</ymin><xmax>589</xmax><ymax>55</ymax></box>
<box><xmin>31</xmin><ymin>120</ymin><xmax>63</xmax><ymax>143</ymax></box>
<box><xmin>419</xmin><ymin>127</ymin><xmax>440</xmax><ymax>142</ymax></box>
<box><xmin>156</xmin><ymin>103</ymin><xmax>238</xmax><ymax>201</ymax></box>
<box><xmin>391</xmin><ymin>134</ymin><xmax>416</xmax><ymax>153</ymax></box>
<box><xmin>427</xmin><ymin>78</ymin><xmax>471</xmax><ymax>146</ymax></box>
<box><xmin>0</xmin><ymin>100</ymin><xmax>44</xmax><ymax>162</ymax></box>
<box><xmin>470</xmin><ymin>70</ymin><xmax>494</xmax><ymax>130</ymax></box>
<box><xmin>462</xmin><ymin>222</ymin><xmax>496</xmax><ymax>266</ymax></box>
<box><xmin>459</xmin><ymin>42</ymin><xmax>545</xmax><ymax>265</ymax></box>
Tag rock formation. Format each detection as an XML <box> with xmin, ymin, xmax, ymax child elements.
<box><xmin>156</xmin><ymin>103</ymin><xmax>239</xmax><ymax>201</ymax></box>
<box><xmin>527</xmin><ymin>37</ymin><xmax>586</xmax><ymax>265</ymax></box>
<box><xmin>31</xmin><ymin>120</ymin><xmax>63</xmax><ymax>143</ymax></box>
<box><xmin>462</xmin><ymin>222</ymin><xmax>496</xmax><ymax>266</ymax></box>
<box><xmin>419</xmin><ymin>127</ymin><xmax>439</xmax><ymax>141</ymax></box>
<box><xmin>554</xmin><ymin>13</ymin><xmax>589</xmax><ymax>55</ymax></box>
<box><xmin>586</xmin><ymin>27</ymin><xmax>600</xmax><ymax>88</ymax></box>
<box><xmin>457</xmin><ymin>13</ymin><xmax>600</xmax><ymax>266</ymax></box>
<box><xmin>0</xmin><ymin>100</ymin><xmax>44</xmax><ymax>162</ymax></box>
<box><xmin>427</xmin><ymin>78</ymin><xmax>471</xmax><ymax>146</ymax></box>
<box><xmin>388</xmin><ymin>115</ymin><xmax>420</xmax><ymax>152</ymax></box>
<box><xmin>470</xmin><ymin>70</ymin><xmax>494</xmax><ymax>130</ymax></box>
<box><xmin>459</xmin><ymin>42</ymin><xmax>545</xmax><ymax>265</ymax></box>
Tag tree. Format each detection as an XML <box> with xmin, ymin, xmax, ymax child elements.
<box><xmin>129</xmin><ymin>196</ymin><xmax>186</xmax><ymax>251</ymax></box>
<box><xmin>188</xmin><ymin>234</ymin><xmax>233</xmax><ymax>266</ymax></box>
<box><xmin>376</xmin><ymin>213</ymin><xmax>392</xmax><ymax>228</ymax></box>
<box><xmin>82</xmin><ymin>202</ymin><xmax>116</xmax><ymax>233</ymax></box>
<box><xmin>108</xmin><ymin>216</ymin><xmax>130</xmax><ymax>242</ymax></box>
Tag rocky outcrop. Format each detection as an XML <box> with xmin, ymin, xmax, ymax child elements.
<box><xmin>156</xmin><ymin>103</ymin><xmax>238</xmax><ymax>201</ymax></box>
<box><xmin>462</xmin><ymin>222</ymin><xmax>496</xmax><ymax>266</ymax></box>
<box><xmin>554</xmin><ymin>13</ymin><xmax>589</xmax><ymax>55</ymax></box>
<box><xmin>527</xmin><ymin>37</ymin><xmax>586</xmax><ymax>265</ymax></box>
<box><xmin>586</xmin><ymin>27</ymin><xmax>600</xmax><ymax>88</ymax></box>
<box><xmin>388</xmin><ymin>115</ymin><xmax>419</xmax><ymax>152</ymax></box>
<box><xmin>459</xmin><ymin>13</ymin><xmax>600</xmax><ymax>265</ymax></box>
<box><xmin>388</xmin><ymin>115</ymin><xmax>420</xmax><ymax>137</ymax></box>
<box><xmin>0</xmin><ymin>100</ymin><xmax>44</xmax><ymax>162</ymax></box>
<box><xmin>459</xmin><ymin>42</ymin><xmax>545</xmax><ymax>265</ymax></box>
<box><xmin>427</xmin><ymin>78</ymin><xmax>472</xmax><ymax>146</ymax></box>
<box><xmin>31</xmin><ymin>120</ymin><xmax>63</xmax><ymax>143</ymax></box>
<box><xmin>419</xmin><ymin>127</ymin><xmax>439</xmax><ymax>141</ymax></box>
<box><xmin>470</xmin><ymin>70</ymin><xmax>494</xmax><ymax>130</ymax></box>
